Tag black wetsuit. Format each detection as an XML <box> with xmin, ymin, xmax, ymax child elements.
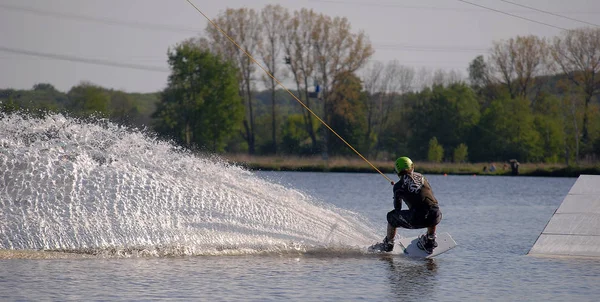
<box><xmin>387</xmin><ymin>171</ymin><xmax>442</xmax><ymax>229</ymax></box>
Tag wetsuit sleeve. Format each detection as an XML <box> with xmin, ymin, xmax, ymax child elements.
<box><xmin>393</xmin><ymin>184</ymin><xmax>403</xmax><ymax>210</ymax></box>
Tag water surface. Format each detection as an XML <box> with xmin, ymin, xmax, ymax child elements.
<box><xmin>1</xmin><ymin>113</ymin><xmax>598</xmax><ymax>301</ymax></box>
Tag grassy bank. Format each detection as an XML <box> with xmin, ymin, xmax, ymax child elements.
<box><xmin>222</xmin><ymin>154</ymin><xmax>600</xmax><ymax>177</ymax></box>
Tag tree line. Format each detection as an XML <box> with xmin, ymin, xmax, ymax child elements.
<box><xmin>0</xmin><ymin>82</ymin><xmax>157</xmax><ymax>127</ymax></box>
<box><xmin>2</xmin><ymin>5</ymin><xmax>600</xmax><ymax>164</ymax></box>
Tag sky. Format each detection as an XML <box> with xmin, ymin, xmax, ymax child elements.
<box><xmin>1</xmin><ymin>0</ymin><xmax>599</xmax><ymax>93</ymax></box>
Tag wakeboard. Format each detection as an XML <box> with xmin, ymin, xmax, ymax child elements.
<box><xmin>397</xmin><ymin>232</ymin><xmax>457</xmax><ymax>259</ymax></box>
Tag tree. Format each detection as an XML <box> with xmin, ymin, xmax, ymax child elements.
<box><xmin>427</xmin><ymin>137</ymin><xmax>444</xmax><ymax>163</ymax></box>
<box><xmin>205</xmin><ymin>8</ymin><xmax>262</xmax><ymax>154</ymax></box>
<box><xmin>532</xmin><ymin>95</ymin><xmax>566</xmax><ymax>163</ymax></box>
<box><xmin>408</xmin><ymin>84</ymin><xmax>480</xmax><ymax>160</ymax></box>
<box><xmin>453</xmin><ymin>143</ymin><xmax>469</xmax><ymax>163</ymax></box>
<box><xmin>468</xmin><ymin>55</ymin><xmax>489</xmax><ymax>90</ymax></box>
<box><xmin>258</xmin><ymin>4</ymin><xmax>288</xmax><ymax>154</ymax></box>
<box><xmin>362</xmin><ymin>61</ymin><xmax>414</xmax><ymax>158</ymax></box>
<box><xmin>67</xmin><ymin>81</ymin><xmax>110</xmax><ymax>117</ymax></box>
<box><xmin>431</xmin><ymin>69</ymin><xmax>464</xmax><ymax>87</ymax></box>
<box><xmin>153</xmin><ymin>40</ymin><xmax>242</xmax><ymax>153</ymax></box>
<box><xmin>0</xmin><ymin>95</ymin><xmax>19</xmax><ymax>114</ymax></box>
<box><xmin>327</xmin><ymin>71</ymin><xmax>367</xmax><ymax>155</ymax></box>
<box><xmin>110</xmin><ymin>91</ymin><xmax>138</xmax><ymax>126</ymax></box>
<box><xmin>281</xmin><ymin>8</ymin><xmax>320</xmax><ymax>152</ymax></box>
<box><xmin>489</xmin><ymin>35</ymin><xmax>550</xmax><ymax>100</ymax></box>
<box><xmin>33</xmin><ymin>83</ymin><xmax>57</xmax><ymax>92</ymax></box>
<box><xmin>467</xmin><ymin>55</ymin><xmax>498</xmax><ymax>109</ymax></box>
<box><xmin>474</xmin><ymin>96</ymin><xmax>543</xmax><ymax>162</ymax></box>
<box><xmin>312</xmin><ymin>13</ymin><xmax>374</xmax><ymax>158</ymax></box>
<box><xmin>551</xmin><ymin>27</ymin><xmax>600</xmax><ymax>149</ymax></box>
<box><xmin>280</xmin><ymin>113</ymin><xmax>318</xmax><ymax>155</ymax></box>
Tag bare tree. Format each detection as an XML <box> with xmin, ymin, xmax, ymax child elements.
<box><xmin>415</xmin><ymin>67</ymin><xmax>433</xmax><ymax>90</ymax></box>
<box><xmin>312</xmin><ymin>14</ymin><xmax>374</xmax><ymax>158</ymax></box>
<box><xmin>259</xmin><ymin>4</ymin><xmax>288</xmax><ymax>154</ymax></box>
<box><xmin>362</xmin><ymin>61</ymin><xmax>385</xmax><ymax>156</ymax></box>
<box><xmin>281</xmin><ymin>8</ymin><xmax>319</xmax><ymax>151</ymax></box>
<box><xmin>413</xmin><ymin>68</ymin><xmax>463</xmax><ymax>89</ymax></box>
<box><xmin>445</xmin><ymin>69</ymin><xmax>465</xmax><ymax>85</ymax></box>
<box><xmin>395</xmin><ymin>63</ymin><xmax>416</xmax><ymax>94</ymax></box>
<box><xmin>489</xmin><ymin>35</ymin><xmax>550</xmax><ymax>99</ymax></box>
<box><xmin>432</xmin><ymin>69</ymin><xmax>447</xmax><ymax>86</ymax></box>
<box><xmin>551</xmin><ymin>27</ymin><xmax>600</xmax><ymax>146</ymax></box>
<box><xmin>560</xmin><ymin>90</ymin><xmax>584</xmax><ymax>163</ymax></box>
<box><xmin>361</xmin><ymin>61</ymin><xmax>416</xmax><ymax>158</ymax></box>
<box><xmin>205</xmin><ymin>8</ymin><xmax>262</xmax><ymax>155</ymax></box>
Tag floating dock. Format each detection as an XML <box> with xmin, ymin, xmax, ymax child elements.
<box><xmin>529</xmin><ymin>175</ymin><xmax>600</xmax><ymax>258</ymax></box>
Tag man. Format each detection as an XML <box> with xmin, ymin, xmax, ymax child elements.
<box><xmin>369</xmin><ymin>156</ymin><xmax>442</xmax><ymax>254</ymax></box>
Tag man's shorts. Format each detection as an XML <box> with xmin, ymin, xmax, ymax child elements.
<box><xmin>386</xmin><ymin>206</ymin><xmax>442</xmax><ymax>229</ymax></box>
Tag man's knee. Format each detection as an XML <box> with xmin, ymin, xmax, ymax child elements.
<box><xmin>386</xmin><ymin>210</ymin><xmax>396</xmax><ymax>225</ymax></box>
<box><xmin>387</xmin><ymin>209</ymin><xmax>412</xmax><ymax>229</ymax></box>
<box><xmin>427</xmin><ymin>208</ymin><xmax>442</xmax><ymax>226</ymax></box>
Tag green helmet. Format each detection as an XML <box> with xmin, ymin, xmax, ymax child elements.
<box><xmin>394</xmin><ymin>156</ymin><xmax>413</xmax><ymax>174</ymax></box>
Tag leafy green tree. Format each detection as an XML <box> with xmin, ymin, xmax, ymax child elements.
<box><xmin>327</xmin><ymin>71</ymin><xmax>368</xmax><ymax>155</ymax></box>
<box><xmin>280</xmin><ymin>113</ymin><xmax>319</xmax><ymax>155</ymax></box>
<box><xmin>408</xmin><ymin>83</ymin><xmax>480</xmax><ymax>160</ymax></box>
<box><xmin>453</xmin><ymin>143</ymin><xmax>469</xmax><ymax>163</ymax></box>
<box><xmin>110</xmin><ymin>91</ymin><xmax>139</xmax><ymax>125</ymax></box>
<box><xmin>67</xmin><ymin>82</ymin><xmax>110</xmax><ymax>117</ymax></box>
<box><xmin>473</xmin><ymin>96</ymin><xmax>543</xmax><ymax>162</ymax></box>
<box><xmin>205</xmin><ymin>8</ymin><xmax>261</xmax><ymax>155</ymax></box>
<box><xmin>532</xmin><ymin>95</ymin><xmax>566</xmax><ymax>163</ymax></box>
<box><xmin>33</xmin><ymin>83</ymin><xmax>67</xmax><ymax>112</ymax></box>
<box><xmin>0</xmin><ymin>95</ymin><xmax>19</xmax><ymax>114</ymax></box>
<box><xmin>153</xmin><ymin>40</ymin><xmax>242</xmax><ymax>153</ymax></box>
<box><xmin>427</xmin><ymin>137</ymin><xmax>444</xmax><ymax>163</ymax></box>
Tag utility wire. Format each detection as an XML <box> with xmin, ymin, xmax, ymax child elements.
<box><xmin>0</xmin><ymin>3</ymin><xmax>201</xmax><ymax>33</ymax></box>
<box><xmin>0</xmin><ymin>46</ymin><xmax>169</xmax><ymax>72</ymax></box>
<box><xmin>306</xmin><ymin>0</ymin><xmax>598</xmax><ymax>14</ymax></box>
<box><xmin>185</xmin><ymin>0</ymin><xmax>395</xmax><ymax>185</ymax></box>
<box><xmin>0</xmin><ymin>3</ymin><xmax>488</xmax><ymax>54</ymax></box>
<box><xmin>375</xmin><ymin>43</ymin><xmax>488</xmax><ymax>53</ymax></box>
<box><xmin>497</xmin><ymin>0</ymin><xmax>600</xmax><ymax>28</ymax></box>
<box><xmin>456</xmin><ymin>0</ymin><xmax>570</xmax><ymax>31</ymax></box>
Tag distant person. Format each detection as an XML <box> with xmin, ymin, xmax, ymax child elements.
<box><xmin>369</xmin><ymin>157</ymin><xmax>443</xmax><ymax>254</ymax></box>
<box><xmin>489</xmin><ymin>163</ymin><xmax>496</xmax><ymax>172</ymax></box>
<box><xmin>510</xmin><ymin>159</ymin><xmax>520</xmax><ymax>176</ymax></box>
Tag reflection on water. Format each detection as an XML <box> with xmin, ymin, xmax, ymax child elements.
<box><xmin>380</xmin><ymin>256</ymin><xmax>438</xmax><ymax>301</ymax></box>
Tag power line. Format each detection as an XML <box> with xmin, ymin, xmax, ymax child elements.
<box><xmin>456</xmin><ymin>0</ymin><xmax>570</xmax><ymax>31</ymax></box>
<box><xmin>374</xmin><ymin>43</ymin><xmax>488</xmax><ymax>53</ymax></box>
<box><xmin>305</xmin><ymin>0</ymin><xmax>600</xmax><ymax>14</ymax></box>
<box><xmin>0</xmin><ymin>3</ymin><xmax>202</xmax><ymax>34</ymax></box>
<box><xmin>497</xmin><ymin>0</ymin><xmax>600</xmax><ymax>28</ymax></box>
<box><xmin>0</xmin><ymin>46</ymin><xmax>169</xmax><ymax>72</ymax></box>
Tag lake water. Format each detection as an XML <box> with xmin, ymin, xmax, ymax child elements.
<box><xmin>1</xmin><ymin>114</ymin><xmax>599</xmax><ymax>301</ymax></box>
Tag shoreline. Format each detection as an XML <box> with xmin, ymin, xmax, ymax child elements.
<box><xmin>222</xmin><ymin>155</ymin><xmax>599</xmax><ymax>177</ymax></box>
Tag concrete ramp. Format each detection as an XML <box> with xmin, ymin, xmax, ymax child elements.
<box><xmin>529</xmin><ymin>175</ymin><xmax>600</xmax><ymax>258</ymax></box>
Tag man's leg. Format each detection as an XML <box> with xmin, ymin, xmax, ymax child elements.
<box><xmin>427</xmin><ymin>225</ymin><xmax>436</xmax><ymax>237</ymax></box>
<box><xmin>419</xmin><ymin>209</ymin><xmax>441</xmax><ymax>253</ymax></box>
<box><xmin>386</xmin><ymin>223</ymin><xmax>397</xmax><ymax>242</ymax></box>
<box><xmin>368</xmin><ymin>210</ymin><xmax>409</xmax><ymax>252</ymax></box>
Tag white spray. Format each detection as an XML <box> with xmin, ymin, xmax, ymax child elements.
<box><xmin>0</xmin><ymin>113</ymin><xmax>378</xmax><ymax>256</ymax></box>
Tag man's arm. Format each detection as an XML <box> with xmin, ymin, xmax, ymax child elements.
<box><xmin>393</xmin><ymin>188</ymin><xmax>403</xmax><ymax>210</ymax></box>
